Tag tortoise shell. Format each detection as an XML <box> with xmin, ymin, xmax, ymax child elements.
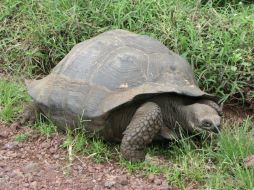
<box><xmin>26</xmin><ymin>29</ymin><xmax>215</xmax><ymax>119</ymax></box>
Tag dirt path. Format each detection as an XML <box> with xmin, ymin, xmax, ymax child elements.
<box><xmin>0</xmin><ymin>123</ymin><xmax>176</xmax><ymax>190</ymax></box>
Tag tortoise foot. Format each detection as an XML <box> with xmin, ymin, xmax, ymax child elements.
<box><xmin>120</xmin><ymin>102</ymin><xmax>163</xmax><ymax>161</ymax></box>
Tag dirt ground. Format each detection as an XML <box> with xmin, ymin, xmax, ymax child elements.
<box><xmin>223</xmin><ymin>104</ymin><xmax>254</xmax><ymax>123</ymax></box>
<box><xmin>0</xmin><ymin>122</ymin><xmax>178</xmax><ymax>190</ymax></box>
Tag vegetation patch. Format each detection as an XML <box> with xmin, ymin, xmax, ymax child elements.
<box><xmin>15</xmin><ymin>132</ymin><xmax>30</xmax><ymax>142</ymax></box>
<box><xmin>1</xmin><ymin>0</ymin><xmax>253</xmax><ymax>104</ymax></box>
<box><xmin>0</xmin><ymin>79</ymin><xmax>30</xmax><ymax>123</ymax></box>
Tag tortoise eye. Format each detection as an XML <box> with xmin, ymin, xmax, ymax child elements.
<box><xmin>202</xmin><ymin>120</ymin><xmax>212</xmax><ymax>128</ymax></box>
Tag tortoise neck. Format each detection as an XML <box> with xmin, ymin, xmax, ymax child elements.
<box><xmin>151</xmin><ymin>94</ymin><xmax>190</xmax><ymax>131</ymax></box>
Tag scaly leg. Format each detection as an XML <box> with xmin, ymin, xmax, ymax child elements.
<box><xmin>120</xmin><ymin>102</ymin><xmax>163</xmax><ymax>161</ymax></box>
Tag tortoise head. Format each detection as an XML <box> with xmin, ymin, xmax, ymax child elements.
<box><xmin>184</xmin><ymin>102</ymin><xmax>222</xmax><ymax>133</ymax></box>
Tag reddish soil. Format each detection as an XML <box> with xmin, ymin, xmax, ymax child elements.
<box><xmin>0</xmin><ymin>123</ymin><xmax>178</xmax><ymax>190</ymax></box>
<box><xmin>223</xmin><ymin>104</ymin><xmax>254</xmax><ymax>123</ymax></box>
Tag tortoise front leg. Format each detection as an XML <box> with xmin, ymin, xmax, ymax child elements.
<box><xmin>120</xmin><ymin>102</ymin><xmax>163</xmax><ymax>161</ymax></box>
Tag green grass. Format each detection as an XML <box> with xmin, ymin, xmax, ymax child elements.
<box><xmin>1</xmin><ymin>0</ymin><xmax>253</xmax><ymax>104</ymax></box>
<box><xmin>0</xmin><ymin>79</ymin><xmax>57</xmax><ymax>137</ymax></box>
<box><xmin>15</xmin><ymin>132</ymin><xmax>30</xmax><ymax>142</ymax></box>
<box><xmin>0</xmin><ymin>79</ymin><xmax>30</xmax><ymax>123</ymax></box>
<box><xmin>61</xmin><ymin>127</ymin><xmax>113</xmax><ymax>163</ymax></box>
<box><xmin>32</xmin><ymin>117</ymin><xmax>57</xmax><ymax>137</ymax></box>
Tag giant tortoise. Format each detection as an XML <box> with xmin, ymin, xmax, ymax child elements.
<box><xmin>22</xmin><ymin>29</ymin><xmax>222</xmax><ymax>161</ymax></box>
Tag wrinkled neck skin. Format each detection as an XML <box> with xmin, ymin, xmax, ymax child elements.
<box><xmin>151</xmin><ymin>94</ymin><xmax>195</xmax><ymax>135</ymax></box>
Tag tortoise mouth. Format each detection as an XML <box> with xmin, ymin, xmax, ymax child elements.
<box><xmin>200</xmin><ymin>125</ymin><xmax>220</xmax><ymax>133</ymax></box>
<box><xmin>192</xmin><ymin>124</ymin><xmax>221</xmax><ymax>134</ymax></box>
<box><xmin>199</xmin><ymin>119</ymin><xmax>221</xmax><ymax>133</ymax></box>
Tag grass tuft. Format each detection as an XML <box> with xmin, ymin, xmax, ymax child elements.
<box><xmin>0</xmin><ymin>0</ymin><xmax>253</xmax><ymax>104</ymax></box>
<box><xmin>32</xmin><ymin>115</ymin><xmax>57</xmax><ymax>137</ymax></box>
<box><xmin>15</xmin><ymin>132</ymin><xmax>30</xmax><ymax>142</ymax></box>
<box><xmin>0</xmin><ymin>79</ymin><xmax>30</xmax><ymax>123</ymax></box>
<box><xmin>61</xmin><ymin>127</ymin><xmax>113</xmax><ymax>163</ymax></box>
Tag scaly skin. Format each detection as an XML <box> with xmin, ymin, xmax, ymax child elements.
<box><xmin>120</xmin><ymin>102</ymin><xmax>163</xmax><ymax>161</ymax></box>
